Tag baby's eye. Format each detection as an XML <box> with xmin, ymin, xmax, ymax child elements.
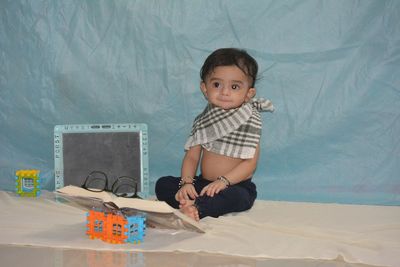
<box><xmin>212</xmin><ymin>82</ymin><xmax>222</xmax><ymax>89</ymax></box>
<box><xmin>231</xmin><ymin>84</ymin><xmax>240</xmax><ymax>90</ymax></box>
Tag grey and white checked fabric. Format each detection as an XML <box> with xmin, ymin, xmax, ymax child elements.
<box><xmin>184</xmin><ymin>98</ymin><xmax>274</xmax><ymax>159</ymax></box>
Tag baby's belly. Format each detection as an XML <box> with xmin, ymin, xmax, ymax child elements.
<box><xmin>200</xmin><ymin>149</ymin><xmax>243</xmax><ymax>181</ymax></box>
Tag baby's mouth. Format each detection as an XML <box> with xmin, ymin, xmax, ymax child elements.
<box><xmin>217</xmin><ymin>97</ymin><xmax>231</xmax><ymax>102</ymax></box>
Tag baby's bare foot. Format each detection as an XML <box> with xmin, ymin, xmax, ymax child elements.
<box><xmin>180</xmin><ymin>201</ymin><xmax>200</xmax><ymax>221</ymax></box>
<box><xmin>179</xmin><ymin>199</ymin><xmax>193</xmax><ymax>209</ymax></box>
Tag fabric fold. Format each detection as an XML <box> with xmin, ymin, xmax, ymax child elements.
<box><xmin>184</xmin><ymin>98</ymin><xmax>274</xmax><ymax>159</ymax></box>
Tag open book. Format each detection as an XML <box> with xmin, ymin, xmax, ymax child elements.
<box><xmin>56</xmin><ymin>185</ymin><xmax>205</xmax><ymax>233</ymax></box>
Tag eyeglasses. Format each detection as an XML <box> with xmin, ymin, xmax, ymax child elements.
<box><xmin>81</xmin><ymin>171</ymin><xmax>141</xmax><ymax>199</ymax></box>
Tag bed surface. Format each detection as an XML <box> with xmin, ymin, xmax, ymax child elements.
<box><xmin>0</xmin><ymin>190</ymin><xmax>399</xmax><ymax>267</ymax></box>
<box><xmin>0</xmin><ymin>244</ymin><xmax>385</xmax><ymax>267</ymax></box>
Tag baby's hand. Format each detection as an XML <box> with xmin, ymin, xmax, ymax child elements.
<box><xmin>175</xmin><ymin>184</ymin><xmax>198</xmax><ymax>201</ymax></box>
<box><xmin>200</xmin><ymin>180</ymin><xmax>227</xmax><ymax>197</ymax></box>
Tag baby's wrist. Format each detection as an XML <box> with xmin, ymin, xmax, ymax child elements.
<box><xmin>217</xmin><ymin>175</ymin><xmax>231</xmax><ymax>187</ymax></box>
<box><xmin>179</xmin><ymin>176</ymin><xmax>196</xmax><ymax>188</ymax></box>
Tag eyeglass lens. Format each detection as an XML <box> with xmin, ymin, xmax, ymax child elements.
<box><xmin>84</xmin><ymin>171</ymin><xmax>107</xmax><ymax>192</ymax></box>
<box><xmin>112</xmin><ymin>176</ymin><xmax>138</xmax><ymax>197</ymax></box>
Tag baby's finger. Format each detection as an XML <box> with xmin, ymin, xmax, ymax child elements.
<box><xmin>212</xmin><ymin>184</ymin><xmax>224</xmax><ymax>196</ymax></box>
<box><xmin>193</xmin><ymin>187</ymin><xmax>199</xmax><ymax>197</ymax></box>
<box><xmin>188</xmin><ymin>188</ymin><xmax>197</xmax><ymax>199</ymax></box>
<box><xmin>200</xmin><ymin>186</ymin><xmax>209</xmax><ymax>196</ymax></box>
<box><xmin>206</xmin><ymin>185</ymin><xmax>216</xmax><ymax>197</ymax></box>
<box><xmin>177</xmin><ymin>191</ymin><xmax>184</xmax><ymax>200</ymax></box>
<box><xmin>180</xmin><ymin>190</ymin><xmax>189</xmax><ymax>200</ymax></box>
<box><xmin>192</xmin><ymin>188</ymin><xmax>199</xmax><ymax>198</ymax></box>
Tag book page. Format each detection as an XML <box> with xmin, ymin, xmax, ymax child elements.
<box><xmin>56</xmin><ymin>185</ymin><xmax>173</xmax><ymax>213</ymax></box>
<box><xmin>56</xmin><ymin>185</ymin><xmax>205</xmax><ymax>233</ymax></box>
<box><xmin>113</xmin><ymin>197</ymin><xmax>172</xmax><ymax>213</ymax></box>
<box><xmin>57</xmin><ymin>185</ymin><xmax>114</xmax><ymax>202</ymax></box>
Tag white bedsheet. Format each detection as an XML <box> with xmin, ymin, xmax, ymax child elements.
<box><xmin>0</xmin><ymin>191</ymin><xmax>399</xmax><ymax>267</ymax></box>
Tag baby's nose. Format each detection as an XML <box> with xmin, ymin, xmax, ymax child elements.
<box><xmin>221</xmin><ymin>86</ymin><xmax>230</xmax><ymax>95</ymax></box>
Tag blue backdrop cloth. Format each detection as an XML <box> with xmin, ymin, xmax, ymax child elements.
<box><xmin>0</xmin><ymin>0</ymin><xmax>399</xmax><ymax>205</ymax></box>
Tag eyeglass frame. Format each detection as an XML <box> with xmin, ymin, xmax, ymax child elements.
<box><xmin>81</xmin><ymin>170</ymin><xmax>141</xmax><ymax>198</ymax></box>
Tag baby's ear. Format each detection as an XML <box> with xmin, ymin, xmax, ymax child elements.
<box><xmin>245</xmin><ymin>88</ymin><xmax>256</xmax><ymax>102</ymax></box>
<box><xmin>200</xmin><ymin>82</ymin><xmax>208</xmax><ymax>98</ymax></box>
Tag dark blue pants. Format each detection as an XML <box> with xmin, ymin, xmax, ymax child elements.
<box><xmin>155</xmin><ymin>175</ymin><xmax>257</xmax><ymax>219</ymax></box>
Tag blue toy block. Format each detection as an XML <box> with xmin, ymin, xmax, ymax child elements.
<box><xmin>86</xmin><ymin>208</ymin><xmax>146</xmax><ymax>244</ymax></box>
<box><xmin>125</xmin><ymin>213</ymin><xmax>146</xmax><ymax>244</ymax></box>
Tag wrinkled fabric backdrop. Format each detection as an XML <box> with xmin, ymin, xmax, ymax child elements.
<box><xmin>1</xmin><ymin>0</ymin><xmax>399</xmax><ymax>204</ymax></box>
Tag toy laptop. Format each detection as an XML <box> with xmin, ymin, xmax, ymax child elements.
<box><xmin>54</xmin><ymin>123</ymin><xmax>149</xmax><ymax>198</ymax></box>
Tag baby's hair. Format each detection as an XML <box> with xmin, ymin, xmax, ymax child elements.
<box><xmin>200</xmin><ymin>48</ymin><xmax>258</xmax><ymax>87</ymax></box>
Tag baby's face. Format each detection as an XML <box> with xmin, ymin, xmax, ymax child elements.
<box><xmin>201</xmin><ymin>65</ymin><xmax>255</xmax><ymax>110</ymax></box>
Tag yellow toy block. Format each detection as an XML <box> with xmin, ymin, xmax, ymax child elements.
<box><xmin>15</xmin><ymin>169</ymin><xmax>40</xmax><ymax>197</ymax></box>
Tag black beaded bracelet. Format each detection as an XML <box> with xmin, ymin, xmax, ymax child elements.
<box><xmin>178</xmin><ymin>176</ymin><xmax>195</xmax><ymax>189</ymax></box>
<box><xmin>217</xmin><ymin>175</ymin><xmax>231</xmax><ymax>187</ymax></box>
